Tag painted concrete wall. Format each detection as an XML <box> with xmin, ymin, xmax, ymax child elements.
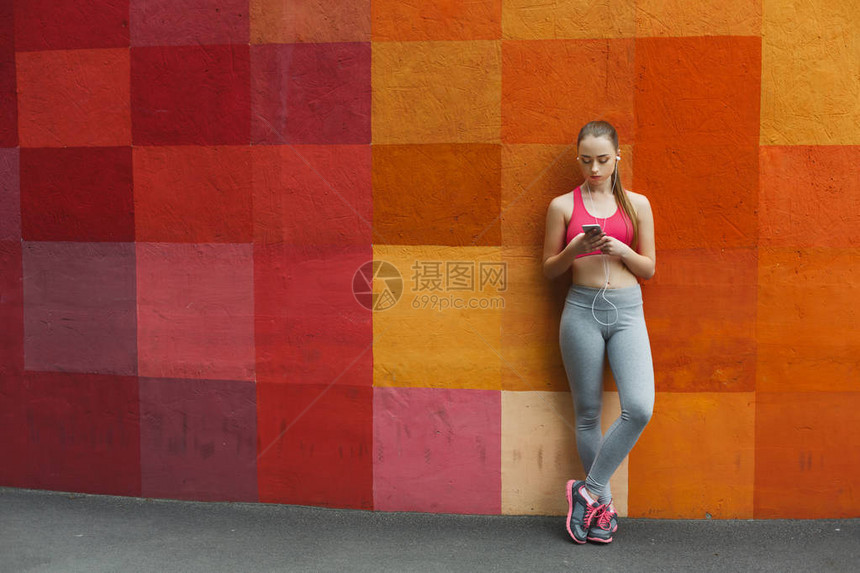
<box><xmin>0</xmin><ymin>1</ymin><xmax>857</xmax><ymax>519</ymax></box>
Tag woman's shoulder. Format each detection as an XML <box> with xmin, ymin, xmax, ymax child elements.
<box><xmin>623</xmin><ymin>189</ymin><xmax>651</xmax><ymax>209</ymax></box>
<box><xmin>547</xmin><ymin>189</ymin><xmax>575</xmax><ymax>213</ymax></box>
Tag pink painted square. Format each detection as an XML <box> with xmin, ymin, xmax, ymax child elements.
<box><xmin>139</xmin><ymin>377</ymin><xmax>258</xmax><ymax>501</ymax></box>
<box><xmin>254</xmin><ymin>243</ymin><xmax>372</xmax><ymax>385</ymax></box>
<box><xmin>23</xmin><ymin>242</ymin><xmax>137</xmax><ymax>376</ymax></box>
<box><xmin>0</xmin><ymin>149</ymin><xmax>19</xmax><ymax>240</ymax></box>
<box><xmin>373</xmin><ymin>387</ymin><xmax>501</xmax><ymax>514</ymax></box>
<box><xmin>251</xmin><ymin>43</ymin><xmax>371</xmax><ymax>144</ymax></box>
<box><xmin>137</xmin><ymin>243</ymin><xmax>255</xmax><ymax>381</ymax></box>
<box><xmin>130</xmin><ymin>0</ymin><xmax>249</xmax><ymax>46</ymax></box>
<box><xmin>251</xmin><ymin>144</ymin><xmax>372</xmax><ymax>245</ymax></box>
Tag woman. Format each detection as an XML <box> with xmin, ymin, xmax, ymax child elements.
<box><xmin>542</xmin><ymin>121</ymin><xmax>656</xmax><ymax>544</ymax></box>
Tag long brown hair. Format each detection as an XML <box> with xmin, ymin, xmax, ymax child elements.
<box><xmin>576</xmin><ymin>121</ymin><xmax>638</xmax><ymax>248</ymax></box>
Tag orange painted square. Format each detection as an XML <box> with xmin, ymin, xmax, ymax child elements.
<box><xmin>755</xmin><ymin>392</ymin><xmax>860</xmax><ymax>518</ymax></box>
<box><xmin>250</xmin><ymin>0</ymin><xmax>370</xmax><ymax>43</ymax></box>
<box><xmin>502</xmin><ymin>39</ymin><xmax>635</xmax><ymax>144</ymax></box>
<box><xmin>635</xmin><ymin>37</ymin><xmax>760</xmax><ymax>144</ymax></box>
<box><xmin>644</xmin><ymin>249</ymin><xmax>757</xmax><ymax>393</ymax></box>
<box><xmin>134</xmin><ymin>146</ymin><xmax>252</xmax><ymax>243</ymax></box>
<box><xmin>502</xmin><ymin>0</ymin><xmax>634</xmax><ymax>40</ymax></box>
<box><xmin>635</xmin><ymin>0</ymin><xmax>760</xmax><ymax>37</ymax></box>
<box><xmin>628</xmin><ymin>392</ymin><xmax>755</xmax><ymax>518</ymax></box>
<box><xmin>17</xmin><ymin>48</ymin><xmax>130</xmax><ymax>147</ymax></box>
<box><xmin>634</xmin><ymin>141</ymin><xmax>758</xmax><ymax>249</ymax></box>
<box><xmin>372</xmin><ymin>0</ymin><xmax>501</xmax><ymax>41</ymax></box>
<box><xmin>501</xmin><ymin>143</ymin><xmax>634</xmax><ymax>246</ymax></box>
<box><xmin>372</xmin><ymin>144</ymin><xmax>501</xmax><ymax>246</ymax></box>
<box><xmin>757</xmin><ymin>248</ymin><xmax>860</xmax><ymax>393</ymax></box>
<box><xmin>759</xmin><ymin>146</ymin><xmax>860</xmax><ymax>247</ymax></box>
<box><xmin>372</xmin><ymin>41</ymin><xmax>501</xmax><ymax>144</ymax></box>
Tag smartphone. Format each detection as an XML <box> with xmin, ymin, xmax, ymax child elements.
<box><xmin>582</xmin><ymin>224</ymin><xmax>602</xmax><ymax>235</ymax></box>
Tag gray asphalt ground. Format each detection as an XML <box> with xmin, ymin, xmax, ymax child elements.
<box><xmin>1</xmin><ymin>487</ymin><xmax>857</xmax><ymax>573</ymax></box>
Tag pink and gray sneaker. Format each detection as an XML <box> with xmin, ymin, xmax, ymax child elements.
<box><xmin>586</xmin><ymin>503</ymin><xmax>617</xmax><ymax>544</ymax></box>
<box><xmin>565</xmin><ymin>480</ymin><xmax>604</xmax><ymax>544</ymax></box>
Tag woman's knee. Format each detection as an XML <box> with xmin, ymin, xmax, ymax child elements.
<box><xmin>623</xmin><ymin>400</ymin><xmax>653</xmax><ymax>429</ymax></box>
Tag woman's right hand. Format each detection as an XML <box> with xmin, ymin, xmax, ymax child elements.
<box><xmin>569</xmin><ymin>230</ymin><xmax>606</xmax><ymax>257</ymax></box>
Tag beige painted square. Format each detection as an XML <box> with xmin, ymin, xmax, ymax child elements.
<box><xmin>761</xmin><ymin>0</ymin><xmax>859</xmax><ymax>144</ymax></box>
<box><xmin>635</xmin><ymin>0</ymin><xmax>760</xmax><ymax>37</ymax></box>
<box><xmin>373</xmin><ymin>245</ymin><xmax>504</xmax><ymax>390</ymax></box>
<box><xmin>502</xmin><ymin>390</ymin><xmax>628</xmax><ymax>516</ymax></box>
<box><xmin>502</xmin><ymin>0</ymin><xmax>635</xmax><ymax>39</ymax></box>
<box><xmin>372</xmin><ymin>41</ymin><xmax>502</xmax><ymax>144</ymax></box>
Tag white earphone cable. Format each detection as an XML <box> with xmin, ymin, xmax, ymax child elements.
<box><xmin>583</xmin><ymin>171</ymin><xmax>619</xmax><ymax>327</ymax></box>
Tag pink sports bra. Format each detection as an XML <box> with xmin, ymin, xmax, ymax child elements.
<box><xmin>566</xmin><ymin>185</ymin><xmax>634</xmax><ymax>258</ymax></box>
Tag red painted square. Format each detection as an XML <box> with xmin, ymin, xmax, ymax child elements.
<box><xmin>134</xmin><ymin>146</ymin><xmax>251</xmax><ymax>243</ymax></box>
<box><xmin>644</xmin><ymin>249</ymin><xmax>757</xmax><ymax>392</ymax></box>
<box><xmin>0</xmin><ymin>148</ymin><xmax>19</xmax><ymax>240</ymax></box>
<box><xmin>755</xmin><ymin>392</ymin><xmax>860</xmax><ymax>518</ymax></box>
<box><xmin>502</xmin><ymin>39</ymin><xmax>635</xmax><ymax>144</ymax></box>
<box><xmin>140</xmin><ymin>377</ymin><xmax>258</xmax><ymax>502</ymax></box>
<box><xmin>14</xmin><ymin>0</ymin><xmax>129</xmax><ymax>51</ymax></box>
<box><xmin>17</xmin><ymin>49</ymin><xmax>131</xmax><ymax>147</ymax></box>
<box><xmin>251</xmin><ymin>43</ymin><xmax>370</xmax><ymax>144</ymax></box>
<box><xmin>373</xmin><ymin>387</ymin><xmax>501</xmax><ymax>514</ymax></box>
<box><xmin>251</xmin><ymin>144</ymin><xmax>372</xmax><ymax>245</ymax></box>
<box><xmin>21</xmin><ymin>147</ymin><xmax>133</xmax><ymax>242</ymax></box>
<box><xmin>132</xmin><ymin>45</ymin><xmax>250</xmax><ymax>145</ymax></box>
<box><xmin>23</xmin><ymin>371</ymin><xmax>141</xmax><ymax>496</ymax></box>
<box><xmin>137</xmin><ymin>243</ymin><xmax>255</xmax><ymax>381</ymax></box>
<box><xmin>634</xmin><ymin>141</ymin><xmax>758</xmax><ymax>249</ymax></box>
<box><xmin>635</xmin><ymin>37</ymin><xmax>761</xmax><ymax>144</ymax></box>
<box><xmin>23</xmin><ymin>242</ymin><xmax>137</xmax><ymax>376</ymax></box>
<box><xmin>254</xmin><ymin>243</ymin><xmax>372</xmax><ymax>386</ymax></box>
<box><xmin>759</xmin><ymin>146</ymin><xmax>860</xmax><ymax>247</ymax></box>
<box><xmin>131</xmin><ymin>0</ymin><xmax>249</xmax><ymax>46</ymax></box>
<box><xmin>257</xmin><ymin>382</ymin><xmax>373</xmax><ymax>509</ymax></box>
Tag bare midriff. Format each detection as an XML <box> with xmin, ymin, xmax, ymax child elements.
<box><xmin>570</xmin><ymin>255</ymin><xmax>639</xmax><ymax>289</ymax></box>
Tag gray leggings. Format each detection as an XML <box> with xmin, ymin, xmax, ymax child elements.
<box><xmin>559</xmin><ymin>284</ymin><xmax>654</xmax><ymax>504</ymax></box>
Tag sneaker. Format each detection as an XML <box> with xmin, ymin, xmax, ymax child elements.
<box><xmin>586</xmin><ymin>504</ymin><xmax>615</xmax><ymax>544</ymax></box>
<box><xmin>565</xmin><ymin>480</ymin><xmax>604</xmax><ymax>544</ymax></box>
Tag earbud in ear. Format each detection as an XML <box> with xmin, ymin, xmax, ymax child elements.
<box><xmin>616</xmin><ymin>156</ymin><xmax>621</xmax><ymax>161</ymax></box>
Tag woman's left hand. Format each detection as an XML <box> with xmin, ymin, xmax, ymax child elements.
<box><xmin>596</xmin><ymin>236</ymin><xmax>634</xmax><ymax>258</ymax></box>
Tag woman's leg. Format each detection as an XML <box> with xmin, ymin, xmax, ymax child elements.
<box><xmin>559</xmin><ymin>290</ymin><xmax>608</xmax><ymax>493</ymax></box>
<box><xmin>584</xmin><ymin>300</ymin><xmax>654</xmax><ymax>504</ymax></box>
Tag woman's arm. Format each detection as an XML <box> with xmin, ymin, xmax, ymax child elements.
<box><xmin>597</xmin><ymin>193</ymin><xmax>656</xmax><ymax>280</ymax></box>
<box><xmin>542</xmin><ymin>197</ymin><xmax>606</xmax><ymax>279</ymax></box>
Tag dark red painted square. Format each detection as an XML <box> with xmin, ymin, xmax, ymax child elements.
<box><xmin>23</xmin><ymin>241</ymin><xmax>137</xmax><ymax>376</ymax></box>
<box><xmin>0</xmin><ymin>240</ymin><xmax>23</xmax><ymax>377</ymax></box>
<box><xmin>257</xmin><ymin>382</ymin><xmax>373</xmax><ymax>509</ymax></box>
<box><xmin>0</xmin><ymin>5</ymin><xmax>15</xmax><ymax>147</ymax></box>
<box><xmin>130</xmin><ymin>0</ymin><xmax>249</xmax><ymax>46</ymax></box>
<box><xmin>14</xmin><ymin>0</ymin><xmax>129</xmax><ymax>51</ymax></box>
<box><xmin>140</xmin><ymin>377</ymin><xmax>257</xmax><ymax>502</ymax></box>
<box><xmin>255</xmin><ymin>243</ymin><xmax>373</xmax><ymax>386</ymax></box>
<box><xmin>635</xmin><ymin>36</ymin><xmax>761</xmax><ymax>144</ymax></box>
<box><xmin>132</xmin><ymin>44</ymin><xmax>250</xmax><ymax>145</ymax></box>
<box><xmin>251</xmin><ymin>144</ymin><xmax>372</xmax><ymax>245</ymax></box>
<box><xmin>20</xmin><ymin>147</ymin><xmax>133</xmax><ymax>242</ymax></box>
<box><xmin>251</xmin><ymin>43</ymin><xmax>371</xmax><ymax>144</ymax></box>
<box><xmin>0</xmin><ymin>148</ymin><xmax>19</xmax><ymax>240</ymax></box>
<box><xmin>23</xmin><ymin>371</ymin><xmax>141</xmax><ymax>496</ymax></box>
<box><xmin>0</xmin><ymin>371</ymin><xmax>27</xmax><ymax>487</ymax></box>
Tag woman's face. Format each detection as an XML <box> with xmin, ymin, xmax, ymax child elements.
<box><xmin>577</xmin><ymin>135</ymin><xmax>619</xmax><ymax>187</ymax></box>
